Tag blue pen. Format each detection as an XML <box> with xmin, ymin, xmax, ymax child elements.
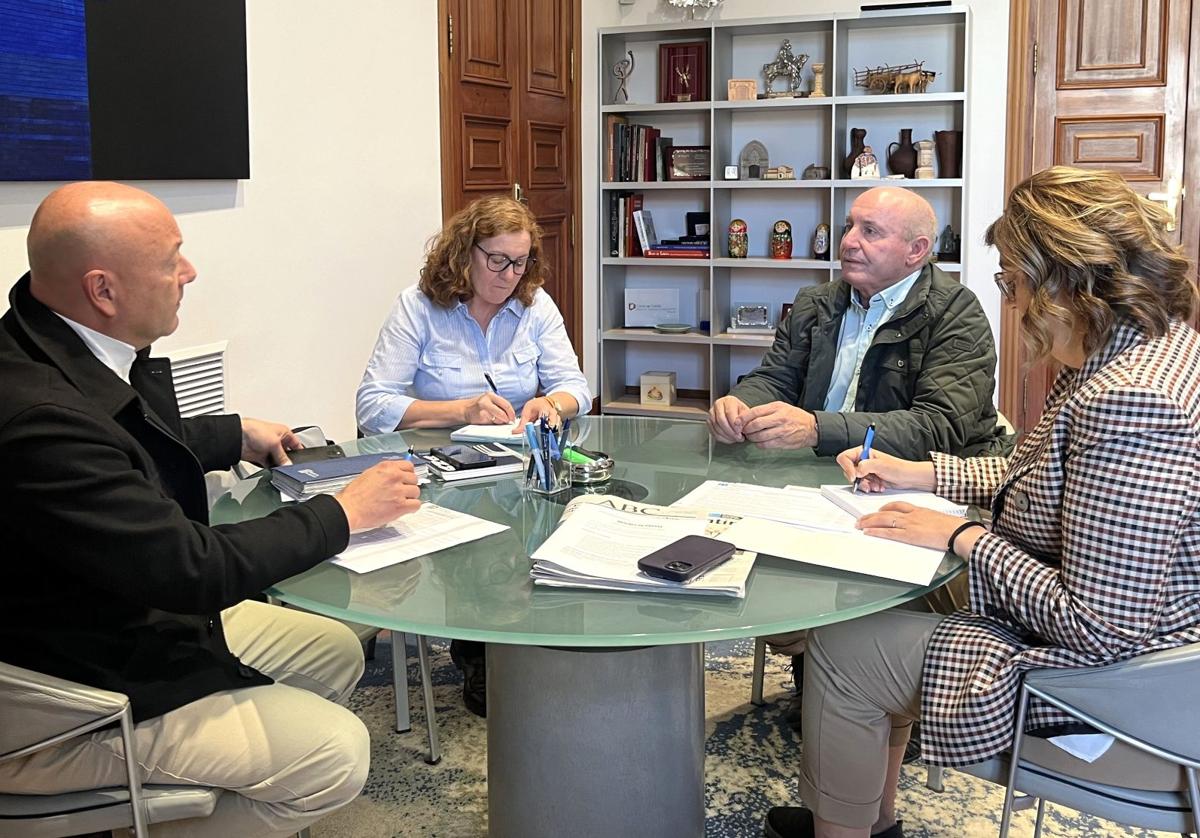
<box><xmin>852</xmin><ymin>423</ymin><xmax>876</xmax><ymax>494</ymax></box>
<box><xmin>483</xmin><ymin>373</ymin><xmax>499</xmax><ymax>394</ymax></box>
<box><xmin>539</xmin><ymin>416</ymin><xmax>552</xmax><ymax>488</ymax></box>
<box><xmin>559</xmin><ymin>417</ymin><xmax>571</xmax><ymax>448</ymax></box>
<box><xmin>523</xmin><ymin>424</ymin><xmax>540</xmax><ymax>482</ymax></box>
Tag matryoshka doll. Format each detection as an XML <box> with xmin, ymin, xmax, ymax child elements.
<box><xmin>770</xmin><ymin>219</ymin><xmax>793</xmax><ymax>259</ymax></box>
<box><xmin>728</xmin><ymin>218</ymin><xmax>748</xmax><ymax>258</ymax></box>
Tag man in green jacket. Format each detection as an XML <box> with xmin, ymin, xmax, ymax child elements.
<box><xmin>709</xmin><ymin>186</ymin><xmax>1010</xmax><ymax>741</ymax></box>
<box><xmin>709</xmin><ymin>186</ymin><xmax>1008</xmax><ymax>460</ymax></box>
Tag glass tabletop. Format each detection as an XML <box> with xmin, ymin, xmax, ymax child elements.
<box><xmin>211</xmin><ymin>416</ymin><xmax>963</xmax><ymax>646</ymax></box>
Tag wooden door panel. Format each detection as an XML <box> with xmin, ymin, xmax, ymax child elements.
<box><xmin>537</xmin><ymin>215</ymin><xmax>568</xmax><ymax>308</ymax></box>
<box><xmin>461</xmin><ymin>116</ymin><xmax>513</xmax><ymax>192</ymax></box>
<box><xmin>462</xmin><ymin>0</ymin><xmax>511</xmax><ymax>86</ymax></box>
<box><xmin>1059</xmin><ymin>0</ymin><xmax>1169</xmax><ymax>86</ymax></box>
<box><xmin>527</xmin><ymin>0</ymin><xmax>568</xmax><ymax>96</ymax></box>
<box><xmin>1055</xmin><ymin>114</ymin><xmax>1164</xmax><ymax>178</ymax></box>
<box><xmin>528</xmin><ymin>122</ymin><xmax>566</xmax><ymax>187</ymax></box>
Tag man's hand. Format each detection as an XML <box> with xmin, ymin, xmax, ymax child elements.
<box><xmin>462</xmin><ymin>393</ymin><xmax>516</xmax><ymax>425</ymax></box>
<box><xmin>740</xmin><ymin>402</ymin><xmax>818</xmax><ymax>449</ymax></box>
<box><xmin>241</xmin><ymin>418</ymin><xmax>301</xmax><ymax>467</ymax></box>
<box><xmin>335</xmin><ymin>460</ymin><xmax>422</xmax><ymax>530</ymax></box>
<box><xmin>835</xmin><ymin>447</ymin><xmax>937</xmax><ymax>493</ymax></box>
<box><xmin>708</xmin><ymin>396</ymin><xmax>751</xmax><ymax>443</ymax></box>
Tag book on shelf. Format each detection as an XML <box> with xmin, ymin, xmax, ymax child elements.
<box><xmin>423</xmin><ymin>443</ymin><xmax>525</xmax><ymax>483</ymax></box>
<box><xmin>529</xmin><ymin>496</ymin><xmax>756</xmax><ymax>598</ymax></box>
<box><xmin>605</xmin><ymin>120</ymin><xmax>670</xmax><ymax>183</ymax></box>
<box><xmin>643</xmin><ymin>247</ymin><xmax>709</xmax><ymax>258</ymax></box>
<box><xmin>632</xmin><ymin>208</ymin><xmax>658</xmax><ymax>252</ymax></box>
<box><xmin>272</xmin><ymin>451</ymin><xmax>427</xmax><ymax>500</ymax></box>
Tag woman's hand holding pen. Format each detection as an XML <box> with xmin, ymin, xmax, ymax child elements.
<box><xmin>462</xmin><ymin>392</ymin><xmax>516</xmax><ymax>425</ymax></box>
<box><xmin>836</xmin><ymin>447</ymin><xmax>936</xmax><ymax>493</ymax></box>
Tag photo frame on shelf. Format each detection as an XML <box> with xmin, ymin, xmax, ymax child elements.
<box><xmin>667</xmin><ymin>146</ymin><xmax>711</xmax><ymax>181</ymax></box>
<box><xmin>658</xmin><ymin>41</ymin><xmax>709</xmax><ymax>103</ymax></box>
<box><xmin>686</xmin><ymin>211</ymin><xmax>710</xmax><ymax>237</ymax></box>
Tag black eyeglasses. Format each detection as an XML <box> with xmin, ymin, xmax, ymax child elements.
<box><xmin>994</xmin><ymin>271</ymin><xmax>1017</xmax><ymax>303</ymax></box>
<box><xmin>475</xmin><ymin>243</ymin><xmax>535</xmax><ymax>276</ymax></box>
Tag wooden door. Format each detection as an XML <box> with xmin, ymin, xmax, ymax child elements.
<box><xmin>438</xmin><ymin>0</ymin><xmax>583</xmax><ymax>358</ymax></box>
<box><xmin>1000</xmin><ymin>0</ymin><xmax>1198</xmax><ymax>433</ymax></box>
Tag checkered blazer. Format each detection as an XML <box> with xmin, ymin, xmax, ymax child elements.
<box><xmin>920</xmin><ymin>319</ymin><xmax>1200</xmax><ymax>767</ymax></box>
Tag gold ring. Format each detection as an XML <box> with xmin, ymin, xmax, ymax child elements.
<box><xmin>891</xmin><ymin>519</ymin><xmax>897</xmax><ymax>528</ymax></box>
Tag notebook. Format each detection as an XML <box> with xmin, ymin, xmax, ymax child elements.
<box><xmin>449</xmin><ymin>422</ymin><xmax>528</xmax><ymax>445</ymax></box>
<box><xmin>272</xmin><ymin>451</ymin><xmax>427</xmax><ymax>500</ymax></box>
<box><xmin>819</xmin><ymin>484</ymin><xmax>967</xmax><ymax>519</ymax></box>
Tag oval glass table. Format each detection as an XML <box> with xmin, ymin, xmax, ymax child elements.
<box><xmin>212</xmin><ymin>416</ymin><xmax>963</xmax><ymax>838</ymax></box>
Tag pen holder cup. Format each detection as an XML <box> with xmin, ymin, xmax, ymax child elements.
<box><xmin>523</xmin><ymin>452</ymin><xmax>572</xmax><ymax>496</ymax></box>
<box><xmin>568</xmin><ymin>453</ymin><xmax>614</xmax><ymax>485</ymax></box>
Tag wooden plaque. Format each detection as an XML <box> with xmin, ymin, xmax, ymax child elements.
<box><xmin>658</xmin><ymin>41</ymin><xmax>709</xmax><ymax>103</ymax></box>
<box><xmin>727</xmin><ymin>78</ymin><xmax>757</xmax><ymax>101</ymax></box>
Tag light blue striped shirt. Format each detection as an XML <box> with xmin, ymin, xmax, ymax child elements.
<box><xmin>823</xmin><ymin>268</ymin><xmax>922</xmax><ymax>413</ymax></box>
<box><xmin>356</xmin><ymin>285</ymin><xmax>591</xmax><ymax>434</ymax></box>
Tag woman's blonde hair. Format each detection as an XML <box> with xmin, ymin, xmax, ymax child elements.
<box><xmin>419</xmin><ymin>196</ymin><xmax>547</xmax><ymax>308</ymax></box>
<box><xmin>986</xmin><ymin>165</ymin><xmax>1196</xmax><ymax>360</ymax></box>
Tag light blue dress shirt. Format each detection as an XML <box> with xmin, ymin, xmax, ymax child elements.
<box><xmin>356</xmin><ymin>285</ymin><xmax>592</xmax><ymax>434</ymax></box>
<box><xmin>823</xmin><ymin>268</ymin><xmax>922</xmax><ymax>413</ymax></box>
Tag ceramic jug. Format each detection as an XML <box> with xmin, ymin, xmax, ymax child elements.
<box><xmin>887</xmin><ymin>129</ymin><xmax>917</xmax><ymax>179</ymax></box>
<box><xmin>934</xmin><ymin>130</ymin><xmax>963</xmax><ymax>178</ymax></box>
<box><xmin>842</xmin><ymin>128</ymin><xmax>867</xmax><ymax>179</ymax></box>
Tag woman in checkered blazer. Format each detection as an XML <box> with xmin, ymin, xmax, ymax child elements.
<box><xmin>764</xmin><ymin>167</ymin><xmax>1200</xmax><ymax>838</ymax></box>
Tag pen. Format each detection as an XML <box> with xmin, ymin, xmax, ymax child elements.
<box><xmin>559</xmin><ymin>417</ymin><xmax>571</xmax><ymax>448</ymax></box>
<box><xmin>539</xmin><ymin>416</ymin><xmax>551</xmax><ymax>488</ymax></box>
<box><xmin>852</xmin><ymin>423</ymin><xmax>876</xmax><ymax>494</ymax></box>
<box><xmin>483</xmin><ymin>373</ymin><xmax>499</xmax><ymax>393</ymax></box>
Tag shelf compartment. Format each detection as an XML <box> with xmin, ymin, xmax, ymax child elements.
<box><xmin>601</xmin><ymin>396</ymin><xmax>711</xmax><ymax>420</ymax></box>
<box><xmin>603</xmin><ymin>328</ymin><xmax>711</xmax><ymax>344</ymax></box>
<box><xmin>602</xmin><ymin>181</ymin><xmax>714</xmax><ymax>190</ymax></box>
<box><xmin>717</xmin><ymin>179</ymin><xmax>832</xmax><ymax>189</ymax></box>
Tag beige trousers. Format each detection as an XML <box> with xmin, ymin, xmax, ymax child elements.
<box><xmin>0</xmin><ymin>600</ymin><xmax>370</xmax><ymax>838</ymax></box>
<box><xmin>798</xmin><ymin>610</ymin><xmax>1187</xmax><ymax>828</ymax></box>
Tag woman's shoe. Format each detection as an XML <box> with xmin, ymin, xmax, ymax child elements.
<box><xmin>764</xmin><ymin>806</ymin><xmax>904</xmax><ymax>838</ymax></box>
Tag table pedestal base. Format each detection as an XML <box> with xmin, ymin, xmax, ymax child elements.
<box><xmin>486</xmin><ymin>642</ymin><xmax>705</xmax><ymax>838</ymax></box>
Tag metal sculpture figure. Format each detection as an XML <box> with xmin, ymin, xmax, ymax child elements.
<box><xmin>762</xmin><ymin>40</ymin><xmax>808</xmax><ymax>98</ymax></box>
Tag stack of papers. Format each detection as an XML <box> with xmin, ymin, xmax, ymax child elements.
<box><xmin>671</xmin><ymin>481</ymin><xmax>952</xmax><ymax>586</ymax></box>
<box><xmin>272</xmin><ymin>451</ymin><xmax>428</xmax><ymax>500</ymax></box>
<box><xmin>331</xmin><ymin>503</ymin><xmax>508</xmax><ymax>574</ymax></box>
<box><xmin>819</xmin><ymin>484</ymin><xmax>967</xmax><ymax>518</ymax></box>
<box><xmin>530</xmin><ymin>497</ymin><xmax>756</xmax><ymax>597</ymax></box>
<box><xmin>450</xmin><ymin>422</ymin><xmax>527</xmax><ymax>445</ymax></box>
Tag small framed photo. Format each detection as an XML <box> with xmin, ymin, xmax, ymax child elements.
<box><xmin>780</xmin><ymin>302</ymin><xmax>793</xmax><ymax>324</ymax></box>
<box><xmin>667</xmin><ymin>145</ymin><xmax>711</xmax><ymax>181</ymax></box>
<box><xmin>686</xmin><ymin>211</ymin><xmax>710</xmax><ymax>238</ymax></box>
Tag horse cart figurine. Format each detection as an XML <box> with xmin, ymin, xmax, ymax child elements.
<box><xmin>853</xmin><ymin>61</ymin><xmax>936</xmax><ymax>95</ymax></box>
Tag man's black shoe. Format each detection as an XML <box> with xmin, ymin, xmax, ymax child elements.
<box><xmin>449</xmin><ymin>639</ymin><xmax>487</xmax><ymax>718</ymax></box>
<box><xmin>764</xmin><ymin>806</ymin><xmax>904</xmax><ymax>838</ymax></box>
<box><xmin>791</xmin><ymin>652</ymin><xmax>804</xmax><ymax>692</ymax></box>
<box><xmin>782</xmin><ymin>692</ymin><xmax>803</xmax><ymax>734</ymax></box>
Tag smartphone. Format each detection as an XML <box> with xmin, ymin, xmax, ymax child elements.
<box><xmin>637</xmin><ymin>535</ymin><xmax>736</xmax><ymax>583</ymax></box>
<box><xmin>430</xmin><ymin>445</ymin><xmax>496</xmax><ymax>470</ymax></box>
<box><xmin>286</xmin><ymin>444</ymin><xmax>346</xmax><ymax>465</ymax></box>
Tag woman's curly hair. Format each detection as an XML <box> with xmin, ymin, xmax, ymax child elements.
<box><xmin>418</xmin><ymin>196</ymin><xmax>547</xmax><ymax>308</ymax></box>
<box><xmin>986</xmin><ymin>165</ymin><xmax>1196</xmax><ymax>360</ymax></box>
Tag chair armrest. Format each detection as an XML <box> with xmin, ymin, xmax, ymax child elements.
<box><xmin>1024</xmin><ymin>641</ymin><xmax>1200</xmax><ymax>766</ymax></box>
<box><xmin>0</xmin><ymin>661</ymin><xmax>129</xmax><ymax>761</ymax></box>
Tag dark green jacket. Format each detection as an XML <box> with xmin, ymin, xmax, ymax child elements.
<box><xmin>730</xmin><ymin>263</ymin><xmax>1011</xmax><ymax>459</ymax></box>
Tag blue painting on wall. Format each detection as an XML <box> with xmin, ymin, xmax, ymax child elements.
<box><xmin>0</xmin><ymin>0</ymin><xmax>249</xmax><ymax>182</ymax></box>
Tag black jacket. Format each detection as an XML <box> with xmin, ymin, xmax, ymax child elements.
<box><xmin>730</xmin><ymin>264</ymin><xmax>1011</xmax><ymax>459</ymax></box>
<box><xmin>0</xmin><ymin>274</ymin><xmax>350</xmax><ymax>721</ymax></box>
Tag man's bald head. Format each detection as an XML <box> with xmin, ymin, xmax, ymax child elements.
<box><xmin>26</xmin><ymin>182</ymin><xmax>196</xmax><ymax>348</ymax></box>
<box><xmin>839</xmin><ymin>187</ymin><xmax>938</xmax><ymax>298</ymax></box>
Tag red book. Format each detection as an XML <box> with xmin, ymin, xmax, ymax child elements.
<box><xmin>643</xmin><ymin>248</ymin><xmax>709</xmax><ymax>258</ymax></box>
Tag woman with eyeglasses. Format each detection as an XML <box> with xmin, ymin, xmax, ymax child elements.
<box><xmin>763</xmin><ymin>166</ymin><xmax>1200</xmax><ymax>838</ymax></box>
<box><xmin>356</xmin><ymin>196</ymin><xmax>590</xmax><ymax>435</ymax></box>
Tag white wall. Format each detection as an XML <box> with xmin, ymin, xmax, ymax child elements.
<box><xmin>0</xmin><ymin>1</ymin><xmax>442</xmax><ymax>442</ymax></box>
<box><xmin>580</xmin><ymin>0</ymin><xmax>1010</xmax><ymax>388</ymax></box>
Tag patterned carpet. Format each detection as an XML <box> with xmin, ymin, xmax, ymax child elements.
<box><xmin>313</xmin><ymin>634</ymin><xmax>1171</xmax><ymax>838</ymax></box>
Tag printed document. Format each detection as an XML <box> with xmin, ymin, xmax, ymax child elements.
<box><xmin>673</xmin><ymin>481</ymin><xmax>856</xmax><ymax>532</ymax></box>
<box><xmin>713</xmin><ymin>517</ymin><xmax>946</xmax><ymax>586</ymax></box>
<box><xmin>529</xmin><ymin>497</ymin><xmax>756</xmax><ymax>597</ymax></box>
<box><xmin>331</xmin><ymin>503</ymin><xmax>508</xmax><ymax>574</ymax></box>
<box><xmin>818</xmin><ymin>484</ymin><xmax>967</xmax><ymax>518</ymax></box>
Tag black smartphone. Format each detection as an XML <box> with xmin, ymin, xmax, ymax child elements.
<box><xmin>637</xmin><ymin>535</ymin><xmax>736</xmax><ymax>583</ymax></box>
<box><xmin>286</xmin><ymin>444</ymin><xmax>346</xmax><ymax>464</ymax></box>
<box><xmin>430</xmin><ymin>445</ymin><xmax>496</xmax><ymax>470</ymax></box>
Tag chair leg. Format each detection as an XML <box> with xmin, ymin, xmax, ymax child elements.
<box><xmin>416</xmin><ymin>635</ymin><xmax>441</xmax><ymax>765</ymax></box>
<box><xmin>391</xmin><ymin>634</ymin><xmax>412</xmax><ymax>733</ymax></box>
<box><xmin>1033</xmin><ymin>796</ymin><xmax>1047</xmax><ymax>838</ymax></box>
<box><xmin>118</xmin><ymin>706</ymin><xmax>149</xmax><ymax>838</ymax></box>
<box><xmin>295</xmin><ymin>828</ymin><xmax>311</xmax><ymax>838</ymax></box>
<box><xmin>926</xmin><ymin>765</ymin><xmax>944</xmax><ymax>792</ymax></box>
<box><xmin>1185</xmin><ymin>765</ymin><xmax>1199</xmax><ymax>837</ymax></box>
<box><xmin>999</xmin><ymin>683</ymin><xmax>1033</xmax><ymax>838</ymax></box>
<box><xmin>750</xmin><ymin>637</ymin><xmax>767</xmax><ymax>706</ymax></box>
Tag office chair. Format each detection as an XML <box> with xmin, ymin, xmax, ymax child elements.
<box><xmin>927</xmin><ymin>642</ymin><xmax>1200</xmax><ymax>837</ymax></box>
<box><xmin>0</xmin><ymin>660</ymin><xmax>286</xmax><ymax>837</ymax></box>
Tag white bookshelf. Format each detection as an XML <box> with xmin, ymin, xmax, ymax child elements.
<box><xmin>598</xmin><ymin>8</ymin><xmax>970</xmax><ymax>418</ymax></box>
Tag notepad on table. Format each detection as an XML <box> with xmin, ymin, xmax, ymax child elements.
<box><xmin>818</xmin><ymin>484</ymin><xmax>967</xmax><ymax>518</ymax></box>
<box><xmin>450</xmin><ymin>422</ymin><xmax>528</xmax><ymax>445</ymax></box>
